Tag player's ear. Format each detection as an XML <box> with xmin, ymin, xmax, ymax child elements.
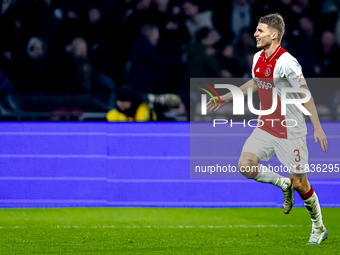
<box><xmin>272</xmin><ymin>32</ymin><xmax>277</xmax><ymax>40</ymax></box>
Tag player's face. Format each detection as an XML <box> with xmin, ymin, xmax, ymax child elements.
<box><xmin>254</xmin><ymin>23</ymin><xmax>273</xmax><ymax>49</ymax></box>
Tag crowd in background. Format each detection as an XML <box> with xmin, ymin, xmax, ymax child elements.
<box><xmin>0</xmin><ymin>0</ymin><xmax>340</xmax><ymax>120</ymax></box>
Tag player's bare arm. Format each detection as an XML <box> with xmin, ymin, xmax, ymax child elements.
<box><xmin>206</xmin><ymin>79</ymin><xmax>258</xmax><ymax>111</ymax></box>
<box><xmin>298</xmin><ymin>84</ymin><xmax>328</xmax><ymax>153</ymax></box>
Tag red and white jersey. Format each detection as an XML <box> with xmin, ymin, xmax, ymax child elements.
<box><xmin>252</xmin><ymin>45</ymin><xmax>307</xmax><ymax>139</ymax></box>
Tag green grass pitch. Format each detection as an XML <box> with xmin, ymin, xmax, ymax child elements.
<box><xmin>0</xmin><ymin>207</ymin><xmax>339</xmax><ymax>254</ymax></box>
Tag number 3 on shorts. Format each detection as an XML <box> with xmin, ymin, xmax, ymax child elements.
<box><xmin>294</xmin><ymin>149</ymin><xmax>301</xmax><ymax>162</ymax></box>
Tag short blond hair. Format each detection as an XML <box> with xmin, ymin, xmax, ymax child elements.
<box><xmin>259</xmin><ymin>13</ymin><xmax>285</xmax><ymax>42</ymax></box>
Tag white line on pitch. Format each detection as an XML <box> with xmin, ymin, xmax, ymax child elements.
<box><xmin>0</xmin><ymin>225</ymin><xmax>302</xmax><ymax>229</ymax></box>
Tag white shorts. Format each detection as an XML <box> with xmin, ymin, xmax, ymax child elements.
<box><xmin>241</xmin><ymin>128</ymin><xmax>309</xmax><ymax>174</ymax></box>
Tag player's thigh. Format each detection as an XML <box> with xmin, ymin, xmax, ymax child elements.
<box><xmin>273</xmin><ymin>136</ymin><xmax>309</xmax><ymax>174</ymax></box>
<box><xmin>241</xmin><ymin>128</ymin><xmax>275</xmax><ymax>163</ymax></box>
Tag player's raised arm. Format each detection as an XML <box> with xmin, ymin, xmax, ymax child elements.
<box><xmin>298</xmin><ymin>84</ymin><xmax>328</xmax><ymax>153</ymax></box>
<box><xmin>206</xmin><ymin>78</ymin><xmax>258</xmax><ymax>111</ymax></box>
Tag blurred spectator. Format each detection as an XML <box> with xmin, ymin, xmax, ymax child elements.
<box><xmin>218</xmin><ymin>44</ymin><xmax>244</xmax><ymax>78</ymax></box>
<box><xmin>242</xmin><ymin>52</ymin><xmax>255</xmax><ymax>79</ymax></box>
<box><xmin>63</xmin><ymin>37</ymin><xmax>93</xmax><ymax>92</ymax></box>
<box><xmin>251</xmin><ymin>0</ymin><xmax>295</xmax><ymax>31</ymax></box>
<box><xmin>0</xmin><ymin>68</ymin><xmax>19</xmax><ymax>114</ymax></box>
<box><xmin>125</xmin><ymin>0</ymin><xmax>166</xmax><ymax>37</ymax></box>
<box><xmin>16</xmin><ymin>36</ymin><xmax>51</xmax><ymax>94</ymax></box>
<box><xmin>250</xmin><ymin>0</ymin><xmax>280</xmax><ymax>22</ymax></box>
<box><xmin>58</xmin><ymin>0</ymin><xmax>87</xmax><ymax>41</ymax></box>
<box><xmin>317</xmin><ymin>31</ymin><xmax>340</xmax><ymax>78</ymax></box>
<box><xmin>37</xmin><ymin>37</ymin><xmax>115</xmax><ymax>112</ymax></box>
<box><xmin>0</xmin><ymin>68</ymin><xmax>14</xmax><ymax>96</ymax></box>
<box><xmin>289</xmin><ymin>0</ymin><xmax>320</xmax><ymax>31</ymax></box>
<box><xmin>213</xmin><ymin>0</ymin><xmax>253</xmax><ymax>44</ymax></box>
<box><xmin>291</xmin><ymin>0</ymin><xmax>311</xmax><ymax>16</ymax></box>
<box><xmin>23</xmin><ymin>0</ymin><xmax>63</xmax><ymax>44</ymax></box>
<box><xmin>234</xmin><ymin>28</ymin><xmax>257</xmax><ymax>72</ymax></box>
<box><xmin>331</xmin><ymin>90</ymin><xmax>340</xmax><ymax>121</ymax></box>
<box><xmin>276</xmin><ymin>0</ymin><xmax>294</xmax><ymax>27</ymax></box>
<box><xmin>60</xmin><ymin>37</ymin><xmax>114</xmax><ymax>94</ymax></box>
<box><xmin>107</xmin><ymin>84</ymin><xmax>183</xmax><ymax>121</ymax></box>
<box><xmin>230</xmin><ymin>0</ymin><xmax>252</xmax><ymax>42</ymax></box>
<box><xmin>299</xmin><ymin>16</ymin><xmax>315</xmax><ymax>41</ymax></box>
<box><xmin>320</xmin><ymin>0</ymin><xmax>338</xmax><ymax>31</ymax></box>
<box><xmin>0</xmin><ymin>0</ymin><xmax>28</xmax><ymax>80</ymax></box>
<box><xmin>95</xmin><ymin>0</ymin><xmax>136</xmax><ymax>82</ymax></box>
<box><xmin>84</xmin><ymin>5</ymin><xmax>116</xmax><ymax>77</ymax></box>
<box><xmin>155</xmin><ymin>0</ymin><xmax>170</xmax><ymax>13</ymax></box>
<box><xmin>182</xmin><ymin>0</ymin><xmax>220</xmax><ymax>44</ymax></box>
<box><xmin>123</xmin><ymin>0</ymin><xmax>172</xmax><ymax>81</ymax></box>
<box><xmin>127</xmin><ymin>22</ymin><xmax>182</xmax><ymax>94</ymax></box>
<box><xmin>288</xmin><ymin>16</ymin><xmax>321</xmax><ymax>77</ymax></box>
<box><xmin>335</xmin><ymin>3</ymin><xmax>340</xmax><ymax>48</ymax></box>
<box><xmin>17</xmin><ymin>36</ymin><xmax>114</xmax><ymax>113</ymax></box>
<box><xmin>1</xmin><ymin>0</ymin><xmax>15</xmax><ymax>15</ymax></box>
<box><xmin>107</xmin><ymin>84</ymin><xmax>156</xmax><ymax>121</ymax></box>
<box><xmin>157</xmin><ymin>0</ymin><xmax>190</xmax><ymax>55</ymax></box>
<box><xmin>186</xmin><ymin>27</ymin><xmax>221</xmax><ymax>78</ymax></box>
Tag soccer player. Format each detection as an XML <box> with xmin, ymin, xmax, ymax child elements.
<box><xmin>207</xmin><ymin>13</ymin><xmax>328</xmax><ymax>245</ymax></box>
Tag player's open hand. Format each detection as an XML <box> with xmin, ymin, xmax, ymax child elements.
<box><xmin>206</xmin><ymin>95</ymin><xmax>229</xmax><ymax>112</ymax></box>
<box><xmin>314</xmin><ymin>128</ymin><xmax>328</xmax><ymax>153</ymax></box>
